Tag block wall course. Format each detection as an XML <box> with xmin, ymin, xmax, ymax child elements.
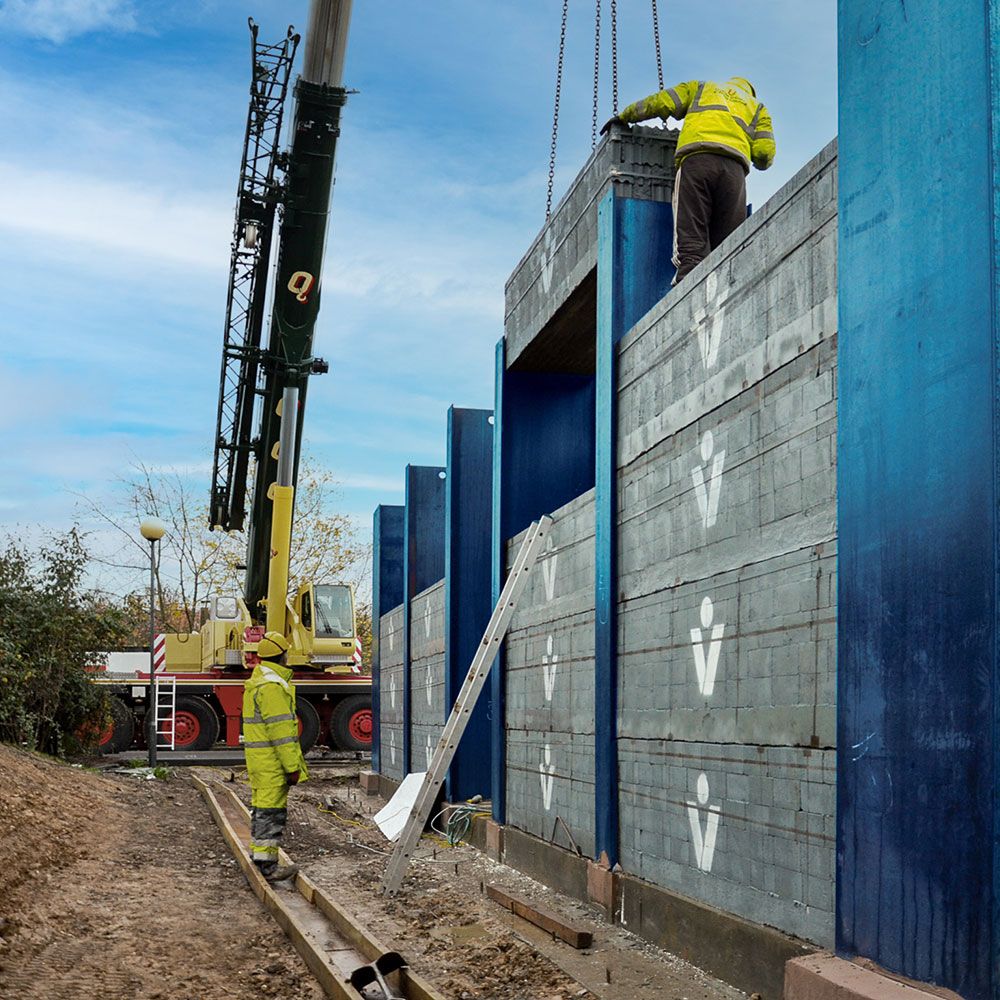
<box><xmin>410</xmin><ymin>581</ymin><xmax>446</xmax><ymax>769</ymax></box>
<box><xmin>613</xmin><ymin>138</ymin><xmax>839</xmax><ymax>945</ymax></box>
<box><xmin>505</xmin><ymin>490</ymin><xmax>597</xmax><ymax>859</ymax></box>
<box><xmin>378</xmin><ymin>603</ymin><xmax>406</xmax><ymax>781</ymax></box>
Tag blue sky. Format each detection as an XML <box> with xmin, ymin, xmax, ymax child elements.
<box><xmin>0</xmin><ymin>0</ymin><xmax>836</xmax><ymax>594</ymax></box>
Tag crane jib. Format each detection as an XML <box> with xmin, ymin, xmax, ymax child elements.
<box><xmin>243</xmin><ymin>77</ymin><xmax>349</xmax><ymax>620</ymax></box>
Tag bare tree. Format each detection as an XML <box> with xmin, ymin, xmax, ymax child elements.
<box><xmin>75</xmin><ymin>456</ymin><xmax>370</xmax><ymax>637</ymax></box>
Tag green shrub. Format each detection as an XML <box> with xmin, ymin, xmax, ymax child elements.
<box><xmin>0</xmin><ymin>529</ymin><xmax>130</xmax><ymax>754</ymax></box>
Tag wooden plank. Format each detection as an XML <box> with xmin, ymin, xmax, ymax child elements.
<box><xmin>486</xmin><ymin>884</ymin><xmax>593</xmax><ymax>949</ymax></box>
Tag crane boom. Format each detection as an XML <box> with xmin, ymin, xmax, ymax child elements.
<box><xmin>207</xmin><ymin>1</ymin><xmax>353</xmax><ymax>621</ymax></box>
<box><xmin>243</xmin><ymin>0</ymin><xmax>354</xmax><ymax>619</ymax></box>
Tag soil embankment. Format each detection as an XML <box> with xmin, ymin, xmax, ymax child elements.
<box><xmin>0</xmin><ymin>745</ymin><xmax>320</xmax><ymax>1000</ymax></box>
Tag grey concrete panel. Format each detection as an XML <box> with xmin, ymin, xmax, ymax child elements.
<box><xmin>505</xmin><ymin>127</ymin><xmax>678</xmax><ymax>369</ymax></box>
<box><xmin>504</xmin><ymin>491</ymin><xmax>597</xmax><ymax>856</ymax></box>
<box><xmin>410</xmin><ymin>580</ymin><xmax>445</xmax><ymax>734</ymax></box>
<box><xmin>618</xmin><ymin>545</ymin><xmax>836</xmax><ymax>748</ymax></box>
<box><xmin>378</xmin><ymin>605</ymin><xmax>405</xmax><ymax>781</ymax></box>
<box><xmin>612</xmin><ymin>141</ymin><xmax>840</xmax><ymax>948</ymax></box>
<box><xmin>618</xmin><ymin>740</ymin><xmax>835</xmax><ymax>947</ymax></box>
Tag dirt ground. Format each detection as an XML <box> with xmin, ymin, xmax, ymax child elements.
<box><xmin>0</xmin><ymin>745</ymin><xmax>322</xmax><ymax>1000</ymax></box>
<box><xmin>233</xmin><ymin>767</ymin><xmax>747</xmax><ymax>1000</ymax></box>
<box><xmin>0</xmin><ymin>747</ymin><xmax>746</xmax><ymax>1000</ymax></box>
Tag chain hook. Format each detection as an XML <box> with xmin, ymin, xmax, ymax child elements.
<box><xmin>547</xmin><ymin>0</ymin><xmax>570</xmax><ymax>218</ymax></box>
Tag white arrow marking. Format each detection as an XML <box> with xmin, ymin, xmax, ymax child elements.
<box><xmin>690</xmin><ymin>596</ymin><xmax>725</xmax><ymax>697</ymax></box>
<box><xmin>540</xmin><ymin>226</ymin><xmax>556</xmax><ymax>294</ymax></box>
<box><xmin>389</xmin><ymin>674</ymin><xmax>396</xmax><ymax>710</ymax></box>
<box><xmin>541</xmin><ymin>536</ymin><xmax>558</xmax><ymax>603</ymax></box>
<box><xmin>423</xmin><ymin>602</ymin><xmax>431</xmax><ymax>638</ymax></box>
<box><xmin>692</xmin><ymin>430</ymin><xmax>726</xmax><ymax>529</ymax></box>
<box><xmin>539</xmin><ymin>744</ymin><xmax>555</xmax><ymax>811</ymax></box>
<box><xmin>695</xmin><ymin>271</ymin><xmax>726</xmax><ymax>370</ymax></box>
<box><xmin>389</xmin><ymin>730</ymin><xmax>396</xmax><ymax>766</ymax></box>
<box><xmin>425</xmin><ymin>663</ymin><xmax>433</xmax><ymax>707</ymax></box>
<box><xmin>425</xmin><ymin>734</ymin><xmax>433</xmax><ymax>770</ymax></box>
<box><xmin>542</xmin><ymin>635</ymin><xmax>559</xmax><ymax>702</ymax></box>
<box><xmin>687</xmin><ymin>772</ymin><xmax>721</xmax><ymax>872</ymax></box>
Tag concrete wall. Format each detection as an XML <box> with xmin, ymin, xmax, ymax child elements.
<box><xmin>378</xmin><ymin>603</ymin><xmax>405</xmax><ymax>781</ymax></box>
<box><xmin>505</xmin><ymin>127</ymin><xmax>677</xmax><ymax>370</ymax></box>
<box><xmin>505</xmin><ymin>490</ymin><xmax>597</xmax><ymax>858</ymax></box>
<box><xmin>409</xmin><ymin>580</ymin><xmax>445</xmax><ymax>773</ymax></box>
<box><xmin>615</xmin><ymin>140</ymin><xmax>838</xmax><ymax>945</ymax></box>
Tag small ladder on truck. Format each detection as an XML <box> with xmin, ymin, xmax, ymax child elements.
<box><xmin>154</xmin><ymin>676</ymin><xmax>177</xmax><ymax>751</ymax></box>
<box><xmin>382</xmin><ymin>515</ymin><xmax>552</xmax><ymax>896</ymax></box>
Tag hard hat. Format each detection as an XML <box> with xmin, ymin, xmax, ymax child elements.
<box><xmin>257</xmin><ymin>630</ymin><xmax>290</xmax><ymax>661</ymax></box>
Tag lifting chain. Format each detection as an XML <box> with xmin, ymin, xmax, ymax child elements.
<box><xmin>591</xmin><ymin>0</ymin><xmax>601</xmax><ymax>149</ymax></box>
<box><xmin>651</xmin><ymin>0</ymin><xmax>664</xmax><ymax>91</ymax></box>
<box><xmin>547</xmin><ymin>0</ymin><xmax>570</xmax><ymax>217</ymax></box>
<box><xmin>610</xmin><ymin>0</ymin><xmax>619</xmax><ymax>115</ymax></box>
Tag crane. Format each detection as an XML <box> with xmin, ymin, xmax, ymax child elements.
<box><xmin>94</xmin><ymin>1</ymin><xmax>372</xmax><ymax>757</ymax></box>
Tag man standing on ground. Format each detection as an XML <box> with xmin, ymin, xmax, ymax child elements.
<box><xmin>243</xmin><ymin>630</ymin><xmax>307</xmax><ymax>882</ymax></box>
<box><xmin>602</xmin><ymin>77</ymin><xmax>775</xmax><ymax>283</ymax></box>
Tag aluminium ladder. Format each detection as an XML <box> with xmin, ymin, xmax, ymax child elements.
<box><xmin>154</xmin><ymin>676</ymin><xmax>177</xmax><ymax>751</ymax></box>
<box><xmin>382</xmin><ymin>515</ymin><xmax>553</xmax><ymax>896</ymax></box>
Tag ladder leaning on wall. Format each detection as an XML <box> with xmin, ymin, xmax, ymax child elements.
<box><xmin>382</xmin><ymin>514</ymin><xmax>553</xmax><ymax>896</ymax></box>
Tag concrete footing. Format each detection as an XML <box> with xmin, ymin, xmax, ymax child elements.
<box><xmin>359</xmin><ymin>770</ymin><xmax>379</xmax><ymax>795</ymax></box>
<box><xmin>784</xmin><ymin>954</ymin><xmax>962</xmax><ymax>1000</ymax></box>
<box><xmin>485</xmin><ymin>819</ymin><xmax>504</xmax><ymax>861</ymax></box>
<box><xmin>585</xmin><ymin>854</ymin><xmax>617</xmax><ymax>920</ymax></box>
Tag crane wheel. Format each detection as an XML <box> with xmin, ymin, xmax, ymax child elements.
<box><xmin>329</xmin><ymin>695</ymin><xmax>372</xmax><ymax>751</ymax></box>
<box><xmin>97</xmin><ymin>697</ymin><xmax>135</xmax><ymax>754</ymax></box>
<box><xmin>166</xmin><ymin>696</ymin><xmax>221</xmax><ymax>751</ymax></box>
<box><xmin>297</xmin><ymin>698</ymin><xmax>321</xmax><ymax>753</ymax></box>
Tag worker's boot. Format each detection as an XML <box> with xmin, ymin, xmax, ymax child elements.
<box><xmin>262</xmin><ymin>863</ymin><xmax>299</xmax><ymax>883</ymax></box>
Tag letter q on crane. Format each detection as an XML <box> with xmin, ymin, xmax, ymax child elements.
<box><xmin>288</xmin><ymin>270</ymin><xmax>315</xmax><ymax>303</ymax></box>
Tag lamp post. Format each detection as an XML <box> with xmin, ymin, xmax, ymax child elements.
<box><xmin>139</xmin><ymin>517</ymin><xmax>167</xmax><ymax>767</ymax></box>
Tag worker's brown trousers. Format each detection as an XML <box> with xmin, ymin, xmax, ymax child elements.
<box><xmin>672</xmin><ymin>152</ymin><xmax>747</xmax><ymax>283</ymax></box>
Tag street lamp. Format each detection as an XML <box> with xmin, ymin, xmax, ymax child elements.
<box><xmin>140</xmin><ymin>517</ymin><xmax>167</xmax><ymax>767</ymax></box>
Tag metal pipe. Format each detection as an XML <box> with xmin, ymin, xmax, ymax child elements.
<box><xmin>276</xmin><ymin>387</ymin><xmax>299</xmax><ymax>487</ymax></box>
<box><xmin>147</xmin><ymin>539</ymin><xmax>157</xmax><ymax>768</ymax></box>
<box><xmin>302</xmin><ymin>0</ymin><xmax>353</xmax><ymax>86</ymax></box>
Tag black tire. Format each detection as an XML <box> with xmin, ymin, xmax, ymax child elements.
<box><xmin>297</xmin><ymin>698</ymin><xmax>321</xmax><ymax>753</ymax></box>
<box><xmin>329</xmin><ymin>695</ymin><xmax>372</xmax><ymax>751</ymax></box>
<box><xmin>169</xmin><ymin>696</ymin><xmax>221</xmax><ymax>751</ymax></box>
<box><xmin>98</xmin><ymin>697</ymin><xmax>135</xmax><ymax>754</ymax></box>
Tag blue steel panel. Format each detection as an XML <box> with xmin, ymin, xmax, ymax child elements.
<box><xmin>499</xmin><ymin>372</ymin><xmax>596</xmax><ymax>542</ymax></box>
<box><xmin>491</xmin><ymin>340</ymin><xmax>506</xmax><ymax>822</ymax></box>
<box><xmin>838</xmin><ymin>3</ymin><xmax>998</xmax><ymax>997</ymax></box>
<box><xmin>371</xmin><ymin>504</ymin><xmax>404</xmax><ymax>775</ymax></box>
<box><xmin>403</xmin><ymin>465</ymin><xmax>446</xmax><ymax>775</ymax></box>
<box><xmin>444</xmin><ymin>407</ymin><xmax>494</xmax><ymax>802</ymax></box>
<box><xmin>595</xmin><ymin>190</ymin><xmax>675</xmax><ymax>864</ymax></box>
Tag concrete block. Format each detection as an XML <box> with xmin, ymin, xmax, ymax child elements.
<box><xmin>784</xmin><ymin>954</ymin><xmax>963</xmax><ymax>1000</ymax></box>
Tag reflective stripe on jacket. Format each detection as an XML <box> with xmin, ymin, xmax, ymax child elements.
<box><xmin>620</xmin><ymin>77</ymin><xmax>775</xmax><ymax>174</ymax></box>
<box><xmin>242</xmin><ymin>662</ymin><xmax>308</xmax><ymax>809</ymax></box>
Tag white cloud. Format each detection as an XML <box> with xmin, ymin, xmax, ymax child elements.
<box><xmin>0</xmin><ymin>161</ymin><xmax>230</xmax><ymax>270</ymax></box>
<box><xmin>0</xmin><ymin>0</ymin><xmax>138</xmax><ymax>43</ymax></box>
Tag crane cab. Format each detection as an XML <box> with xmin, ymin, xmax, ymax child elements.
<box><xmin>290</xmin><ymin>582</ymin><xmax>357</xmax><ymax>672</ymax></box>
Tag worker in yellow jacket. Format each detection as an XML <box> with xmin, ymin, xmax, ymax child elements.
<box><xmin>242</xmin><ymin>630</ymin><xmax>308</xmax><ymax>882</ymax></box>
<box><xmin>602</xmin><ymin>78</ymin><xmax>775</xmax><ymax>283</ymax></box>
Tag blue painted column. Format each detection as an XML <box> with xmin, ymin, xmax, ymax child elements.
<box><xmin>491</xmin><ymin>341</ymin><xmax>506</xmax><ymax>821</ymax></box>
<box><xmin>371</xmin><ymin>504</ymin><xmax>404</xmax><ymax>774</ymax></box>
<box><xmin>444</xmin><ymin>407</ymin><xmax>494</xmax><ymax>802</ymax></box>
<box><xmin>594</xmin><ymin>188</ymin><xmax>674</xmax><ymax>864</ymax></box>
<box><xmin>403</xmin><ymin>465</ymin><xmax>446</xmax><ymax>776</ymax></box>
<box><xmin>838</xmin><ymin>3</ymin><xmax>1000</xmax><ymax>998</ymax></box>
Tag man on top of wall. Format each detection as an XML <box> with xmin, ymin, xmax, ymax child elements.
<box><xmin>602</xmin><ymin>77</ymin><xmax>775</xmax><ymax>284</ymax></box>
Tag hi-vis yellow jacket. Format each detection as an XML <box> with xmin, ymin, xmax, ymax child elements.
<box><xmin>620</xmin><ymin>77</ymin><xmax>775</xmax><ymax>173</ymax></box>
<box><xmin>243</xmin><ymin>661</ymin><xmax>309</xmax><ymax>809</ymax></box>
